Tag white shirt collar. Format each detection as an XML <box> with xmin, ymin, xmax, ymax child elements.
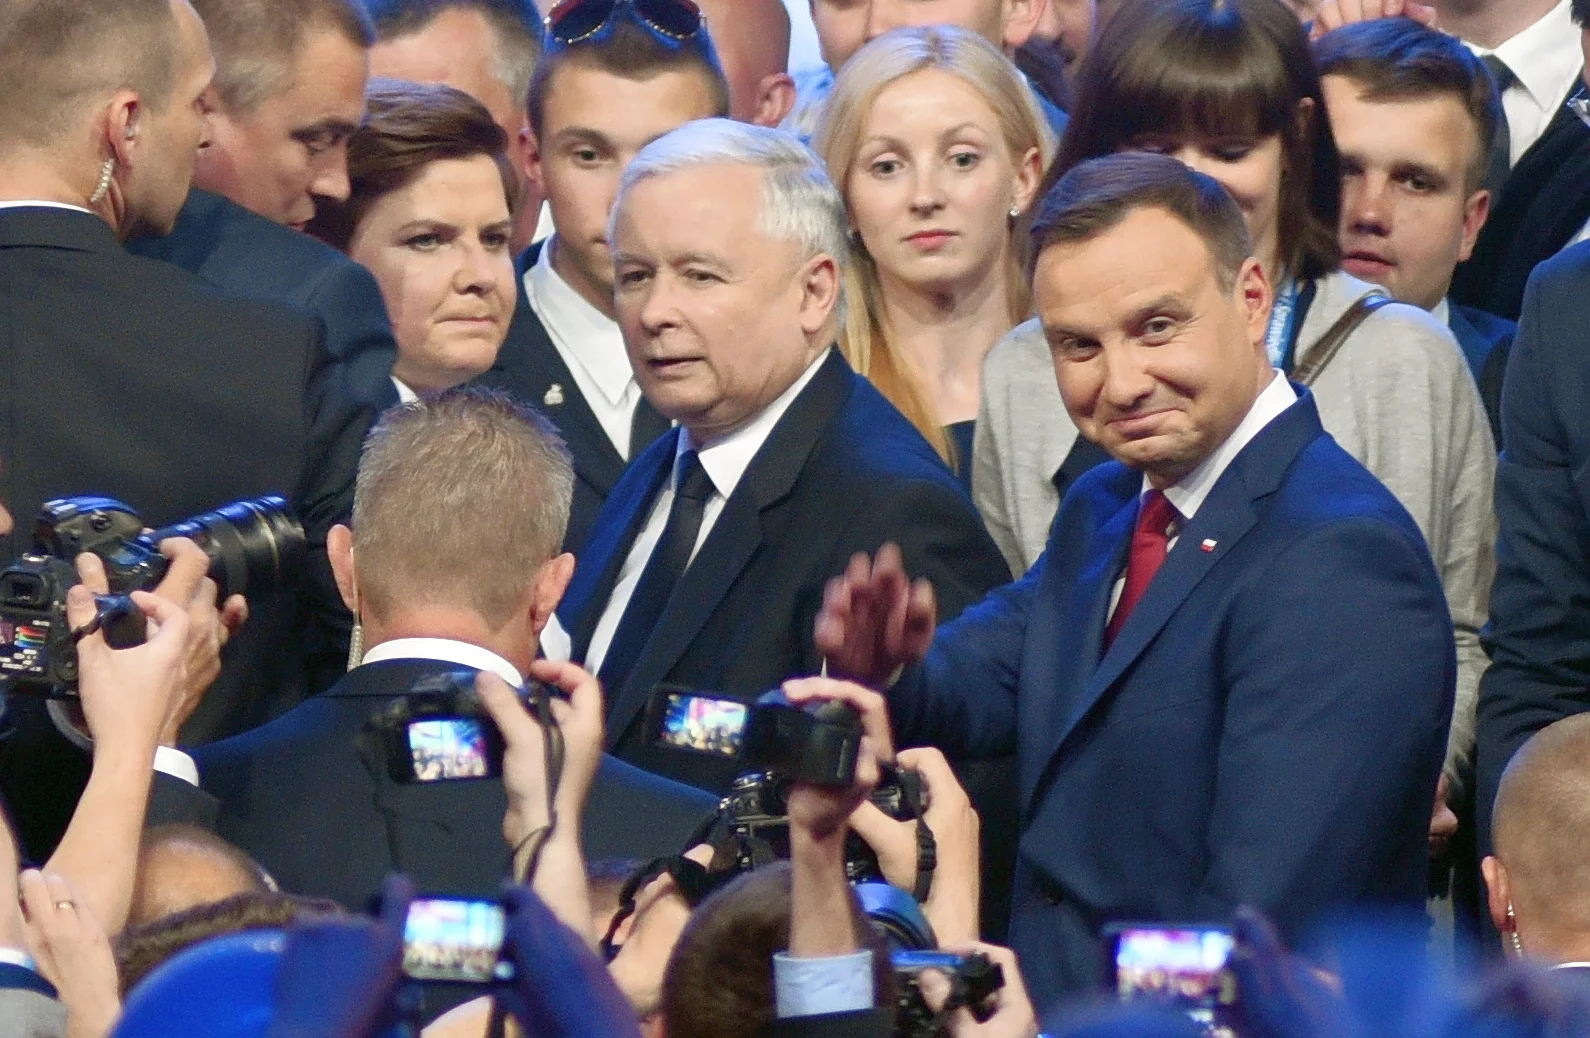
<box><xmin>0</xmin><ymin>947</ymin><xmax>36</xmax><ymax>971</ymax></box>
<box><xmin>1472</xmin><ymin>0</ymin><xmax>1581</xmax><ymax>111</ymax></box>
<box><xmin>358</xmin><ymin>637</ymin><xmax>524</xmax><ymax>688</ymax></box>
<box><xmin>1431</xmin><ymin>298</ymin><xmax>1452</xmax><ymax>325</ymax></box>
<box><xmin>525</xmin><ymin>236</ymin><xmax>636</xmax><ymax>408</ymax></box>
<box><xmin>679</xmin><ymin>348</ymin><xmax>831</xmax><ymax>500</ymax></box>
<box><xmin>392</xmin><ymin>377</ymin><xmax>419</xmax><ymax>404</ymax></box>
<box><xmin>0</xmin><ymin>200</ymin><xmax>93</xmax><ymax>214</ymax></box>
<box><xmin>1144</xmin><ymin>370</ymin><xmax>1297</xmax><ymax>520</ymax></box>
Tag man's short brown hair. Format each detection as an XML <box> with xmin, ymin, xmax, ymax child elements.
<box><xmin>188</xmin><ymin>0</ymin><xmax>374</xmax><ymax>115</ymax></box>
<box><xmin>1314</xmin><ymin>18</ymin><xmax>1502</xmax><ymax>193</ymax></box>
<box><xmin>352</xmin><ymin>387</ymin><xmax>574</xmax><ymax>631</ymax></box>
<box><xmin>525</xmin><ymin>18</ymin><xmax>730</xmax><ymax>140</ymax></box>
<box><xmin>661</xmin><ymin>862</ymin><xmax>893</xmax><ymax>1038</ymax></box>
<box><xmin>309</xmin><ymin>78</ymin><xmax>513</xmax><ymax>251</ymax></box>
<box><xmin>366</xmin><ymin>0</ymin><xmax>542</xmax><ymax>113</ymax></box>
<box><xmin>0</xmin><ymin>0</ymin><xmax>179</xmax><ymax>148</ymax></box>
<box><xmin>1031</xmin><ymin>151</ymin><xmax>1254</xmax><ymax>293</ymax></box>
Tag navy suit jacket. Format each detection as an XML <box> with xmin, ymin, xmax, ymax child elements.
<box><xmin>128</xmin><ymin>189</ymin><xmax>401</xmax><ymax>719</ymax></box>
<box><xmin>476</xmin><ymin>242</ymin><xmax>637</xmax><ymax>556</ymax></box>
<box><xmin>1448</xmin><ymin>303</ymin><xmax>1515</xmax><ymax>448</ymax></box>
<box><xmin>558</xmin><ymin>350</ymin><xmax>1011</xmax><ymax>794</ymax></box>
<box><xmin>1476</xmin><ymin>243</ymin><xmax>1590</xmax><ymax>854</ymax></box>
<box><xmin>888</xmin><ymin>391</ymin><xmax>1454</xmax><ymax>1005</ymax></box>
<box><xmin>149</xmin><ymin>657</ymin><xmax>717</xmax><ymax>910</ymax></box>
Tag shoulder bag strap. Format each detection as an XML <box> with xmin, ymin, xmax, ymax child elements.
<box><xmin>1292</xmin><ymin>292</ymin><xmax>1395</xmax><ymax>386</ymax></box>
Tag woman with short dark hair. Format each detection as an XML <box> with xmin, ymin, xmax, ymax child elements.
<box><xmin>310</xmin><ymin>79</ymin><xmax>517</xmax><ymax>399</ymax></box>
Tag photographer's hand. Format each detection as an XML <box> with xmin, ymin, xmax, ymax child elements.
<box><xmin>849</xmin><ymin>747</ymin><xmax>981</xmax><ymax>946</ymax></box>
<box><xmin>19</xmin><ymin>871</ymin><xmax>122</xmax><ymax>1038</ymax></box>
<box><xmin>918</xmin><ymin>943</ymin><xmax>1037</xmax><ymax>1038</ymax></box>
<box><xmin>782</xmin><ymin>677</ymin><xmax>891</xmax><ymax>962</ymax></box>
<box><xmin>813</xmin><ymin>543</ymin><xmax>938</xmax><ymax>688</ymax></box>
<box><xmin>476</xmin><ymin>666</ymin><xmax>601</xmax><ymax>946</ymax></box>
<box><xmin>45</xmin><ymin>586</ymin><xmax>188</xmax><ymax>934</ymax></box>
<box><xmin>1308</xmin><ymin>0</ymin><xmax>1439</xmax><ymax>38</ymax></box>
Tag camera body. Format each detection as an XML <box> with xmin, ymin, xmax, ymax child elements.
<box><xmin>893</xmin><ymin>950</ymin><xmax>1004</xmax><ymax>1037</ymax></box>
<box><xmin>644</xmin><ymin>685</ymin><xmax>864</xmax><ymax>786</ymax></box>
<box><xmin>0</xmin><ymin>495</ymin><xmax>302</xmax><ymax>694</ymax></box>
<box><xmin>372</xmin><ymin>670</ymin><xmax>508</xmax><ymax>783</ymax></box>
<box><xmin>722</xmin><ymin>767</ymin><xmax>923</xmax><ymax>884</ymax></box>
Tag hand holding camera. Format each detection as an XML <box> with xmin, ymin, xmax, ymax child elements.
<box><xmin>850</xmin><ymin>746</ymin><xmax>982</xmax><ymax>947</ymax></box>
<box><xmin>915</xmin><ymin>942</ymin><xmax>1036</xmax><ymax>1038</ymax></box>
<box><xmin>779</xmin><ymin>677</ymin><xmax>896</xmax><ymax>843</ymax></box>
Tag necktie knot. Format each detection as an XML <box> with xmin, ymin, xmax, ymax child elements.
<box><xmin>1139</xmin><ymin>489</ymin><xmax>1179</xmax><ymax>538</ymax></box>
<box><xmin>1104</xmin><ymin>489</ymin><xmax>1181</xmax><ymax>648</ymax></box>
<box><xmin>675</xmin><ymin>450</ymin><xmax>714</xmax><ymax>503</ymax></box>
<box><xmin>1480</xmin><ymin>54</ymin><xmax>1517</xmax><ymax>91</ymax></box>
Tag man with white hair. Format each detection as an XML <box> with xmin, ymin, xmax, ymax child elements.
<box><xmin>551</xmin><ymin>119</ymin><xmax>1009</xmax><ymax>795</ymax></box>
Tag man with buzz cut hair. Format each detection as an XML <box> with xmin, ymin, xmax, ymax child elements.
<box><xmin>479</xmin><ymin>0</ymin><xmax>732</xmax><ymax>555</ymax></box>
<box><xmin>0</xmin><ymin>0</ymin><xmax>320</xmax><ymax>857</ymax></box>
<box><xmin>365</xmin><ymin>0</ymin><xmax>546</xmax><ymax>250</ymax></box>
<box><xmin>1316</xmin><ymin>18</ymin><xmax>1515</xmax><ymax>442</ymax></box>
<box><xmin>130</xmin><ymin>0</ymin><xmax>404</xmax><ymax>726</ymax></box>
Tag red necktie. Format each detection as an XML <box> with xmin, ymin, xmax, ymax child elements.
<box><xmin>1105</xmin><ymin>490</ymin><xmax>1179</xmax><ymax>647</ymax></box>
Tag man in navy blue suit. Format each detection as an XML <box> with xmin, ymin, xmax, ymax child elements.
<box><xmin>813</xmin><ymin>153</ymin><xmax>1456</xmax><ymax>1006</ymax></box>
<box><xmin>1475</xmin><ymin>242</ymin><xmax>1590</xmax><ymax>860</ymax></box>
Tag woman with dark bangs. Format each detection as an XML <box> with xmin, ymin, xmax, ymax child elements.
<box><xmin>972</xmin><ymin>0</ymin><xmax>1495</xmax><ymax>821</ymax></box>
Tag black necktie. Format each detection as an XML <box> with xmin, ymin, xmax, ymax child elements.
<box><xmin>1480</xmin><ymin>55</ymin><xmax>1516</xmax><ymax>196</ymax></box>
<box><xmin>597</xmin><ymin>451</ymin><xmax>715</xmax><ymax>693</ymax></box>
<box><xmin>629</xmin><ymin>397</ymin><xmax>671</xmax><ymax>460</ymax></box>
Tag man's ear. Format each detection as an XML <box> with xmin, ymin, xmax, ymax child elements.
<box><xmin>1481</xmin><ymin>855</ymin><xmax>1512</xmax><ymax>938</ymax></box>
<box><xmin>1002</xmin><ymin>0</ymin><xmax>1048</xmax><ymax>51</ymax></box>
<box><xmin>104</xmin><ymin>91</ymin><xmax>143</xmax><ymax>169</ymax></box>
<box><xmin>328</xmin><ymin>524</ymin><xmax>359</xmax><ymax>615</ymax></box>
<box><xmin>797</xmin><ymin>253</ymin><xmax>842</xmax><ymax>337</ymax></box>
<box><xmin>751</xmin><ymin>72</ymin><xmax>798</xmax><ymax>129</ymax></box>
<box><xmin>1236</xmin><ymin>255</ymin><xmax>1273</xmax><ymax>347</ymax></box>
<box><xmin>528</xmin><ymin>551</ymin><xmax>576</xmax><ymax>635</ymax></box>
<box><xmin>1458</xmin><ymin>187</ymin><xmax>1491</xmax><ymax>263</ymax></box>
<box><xmin>520</xmin><ymin>125</ymin><xmax>546</xmax><ymax>196</ymax></box>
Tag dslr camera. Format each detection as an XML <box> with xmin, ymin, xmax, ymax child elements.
<box><xmin>644</xmin><ymin>686</ymin><xmax>926</xmax><ymax>884</ymax></box>
<box><xmin>0</xmin><ymin>495</ymin><xmax>303</xmax><ymax>694</ymax></box>
<box><xmin>857</xmin><ymin>883</ymin><xmax>1005</xmax><ymax>1038</ymax></box>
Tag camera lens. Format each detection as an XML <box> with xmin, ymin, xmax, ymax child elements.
<box><xmin>147</xmin><ymin>495</ymin><xmax>305</xmax><ymax>599</ymax></box>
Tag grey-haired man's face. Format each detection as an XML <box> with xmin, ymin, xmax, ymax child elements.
<box><xmin>610</xmin><ymin>161</ymin><xmax>836</xmax><ymax>444</ymax></box>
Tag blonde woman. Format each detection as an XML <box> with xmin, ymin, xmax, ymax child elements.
<box><xmin>815</xmin><ymin>26</ymin><xmax>1055</xmax><ymax>479</ymax></box>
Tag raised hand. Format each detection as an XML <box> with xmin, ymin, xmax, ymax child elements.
<box><xmin>813</xmin><ymin>543</ymin><xmax>937</xmax><ymax>687</ymax></box>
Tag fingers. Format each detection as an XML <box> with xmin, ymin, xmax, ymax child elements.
<box><xmin>220</xmin><ymin>594</ymin><xmax>250</xmax><ymax>637</ymax></box>
<box><xmin>128</xmin><ymin>590</ymin><xmax>189</xmax><ymax>648</ymax></box>
<box><xmin>525</xmin><ymin>658</ymin><xmax>601</xmax><ymax>713</ymax></box>
<box><xmin>916</xmin><ymin>966</ymin><xmax>954</xmax><ymax>1014</ymax></box>
<box><xmin>847</xmin><ymin>801</ymin><xmax>917</xmax><ymax>891</ymax></box>
<box><xmin>65</xmin><ymin>583</ymin><xmax>99</xmax><ymax>632</ymax></box>
<box><xmin>782</xmin><ymin>676</ymin><xmax>896</xmax><ymax>763</ymax></box>
<box><xmin>154</xmin><ymin>537</ymin><xmax>211</xmax><ymax>606</ymax></box>
<box><xmin>475</xmin><ymin>671</ymin><xmax>544</xmax><ymax>748</ymax></box>
<box><xmin>73</xmin><ymin>553</ymin><xmax>110</xmax><ymax>595</ymax></box>
<box><xmin>1408</xmin><ymin>2</ymin><xmax>1439</xmax><ymax>27</ymax></box>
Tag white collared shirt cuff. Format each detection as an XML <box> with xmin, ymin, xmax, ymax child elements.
<box><xmin>773</xmin><ymin>949</ymin><xmax>875</xmax><ymax>1018</ymax></box>
<box><xmin>154</xmin><ymin>745</ymin><xmax>199</xmax><ymax>786</ymax></box>
<box><xmin>0</xmin><ymin>946</ymin><xmax>37</xmax><ymax>972</ymax></box>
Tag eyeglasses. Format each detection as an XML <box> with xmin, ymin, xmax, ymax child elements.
<box><xmin>544</xmin><ymin>0</ymin><xmax>703</xmax><ymax>46</ymax></box>
<box><xmin>1569</xmin><ymin>95</ymin><xmax>1590</xmax><ymax>133</ymax></box>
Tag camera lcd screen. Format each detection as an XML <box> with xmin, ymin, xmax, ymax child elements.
<box><xmin>654</xmin><ymin>692</ymin><xmax>749</xmax><ymax>757</ymax></box>
<box><xmin>402</xmin><ymin>897</ymin><xmax>513</xmax><ymax>984</ymax></box>
<box><xmin>407</xmin><ymin>718</ymin><xmax>490</xmax><ymax>781</ymax></box>
<box><xmin>1111</xmin><ymin>925</ymin><xmax>1235</xmax><ymax>1017</ymax></box>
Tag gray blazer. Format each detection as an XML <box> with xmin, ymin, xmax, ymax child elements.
<box><xmin>971</xmin><ymin>270</ymin><xmax>1494</xmax><ymax>784</ymax></box>
<box><xmin>0</xmin><ymin>989</ymin><xmax>66</xmax><ymax>1038</ymax></box>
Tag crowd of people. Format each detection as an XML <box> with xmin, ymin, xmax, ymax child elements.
<box><xmin>2</xmin><ymin>0</ymin><xmax>1590</xmax><ymax>1034</ymax></box>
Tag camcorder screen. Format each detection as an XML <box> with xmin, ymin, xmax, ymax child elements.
<box><xmin>1110</xmin><ymin>925</ymin><xmax>1236</xmax><ymax>1024</ymax></box>
<box><xmin>655</xmin><ymin>691</ymin><xmax>749</xmax><ymax>757</ymax></box>
<box><xmin>402</xmin><ymin>897</ymin><xmax>512</xmax><ymax>984</ymax></box>
<box><xmin>407</xmin><ymin>718</ymin><xmax>491</xmax><ymax>781</ymax></box>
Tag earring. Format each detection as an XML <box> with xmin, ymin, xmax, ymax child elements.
<box><xmin>1507</xmin><ymin>903</ymin><xmax>1524</xmax><ymax>958</ymax></box>
<box><xmin>87</xmin><ymin>157</ymin><xmax>115</xmax><ymax>206</ymax></box>
<box><xmin>1008</xmin><ymin>205</ymin><xmax>1020</xmax><ymax>219</ymax></box>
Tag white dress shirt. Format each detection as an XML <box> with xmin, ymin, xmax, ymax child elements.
<box><xmin>524</xmin><ymin>237</ymin><xmax>643</xmax><ymax>459</ymax></box>
<box><xmin>164</xmin><ymin>637</ymin><xmax>526</xmax><ymax>786</ymax></box>
<box><xmin>392</xmin><ymin>377</ymin><xmax>419</xmax><ymax>404</ymax></box>
<box><xmin>570</xmin><ymin>348</ymin><xmax>832</xmax><ymax>674</ymax></box>
<box><xmin>1466</xmin><ymin>0</ymin><xmax>1582</xmax><ymax>166</ymax></box>
<box><xmin>0</xmin><ymin>200</ymin><xmax>92</xmax><ymax>214</ymax></box>
<box><xmin>1108</xmin><ymin>372</ymin><xmax>1298</xmax><ymax>619</ymax></box>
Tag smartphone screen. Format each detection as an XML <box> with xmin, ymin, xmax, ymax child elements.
<box><xmin>402</xmin><ymin>897</ymin><xmax>513</xmax><ymax>983</ymax></box>
<box><xmin>653</xmin><ymin>691</ymin><xmax>749</xmax><ymax>757</ymax></box>
<box><xmin>1111</xmin><ymin>925</ymin><xmax>1236</xmax><ymax>1023</ymax></box>
<box><xmin>407</xmin><ymin>717</ymin><xmax>491</xmax><ymax>781</ymax></box>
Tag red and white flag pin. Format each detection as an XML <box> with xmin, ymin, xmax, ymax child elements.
<box><xmin>1200</xmin><ymin>538</ymin><xmax>1218</xmax><ymax>552</ymax></box>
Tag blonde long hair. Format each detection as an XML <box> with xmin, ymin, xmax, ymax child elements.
<box><xmin>814</xmin><ymin>26</ymin><xmax>1057</xmax><ymax>463</ymax></box>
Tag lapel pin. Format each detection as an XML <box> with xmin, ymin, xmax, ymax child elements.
<box><xmin>543</xmin><ymin>383</ymin><xmax>565</xmax><ymax>406</ymax></box>
<box><xmin>1200</xmin><ymin>538</ymin><xmax>1218</xmax><ymax>552</ymax></box>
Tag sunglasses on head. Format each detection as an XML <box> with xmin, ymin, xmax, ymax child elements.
<box><xmin>544</xmin><ymin>0</ymin><xmax>703</xmax><ymax>45</ymax></box>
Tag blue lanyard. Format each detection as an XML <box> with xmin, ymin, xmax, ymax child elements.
<box><xmin>1264</xmin><ymin>278</ymin><xmax>1301</xmax><ymax>367</ymax></box>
